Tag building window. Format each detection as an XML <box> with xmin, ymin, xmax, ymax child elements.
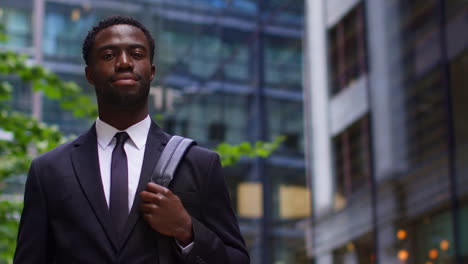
<box><xmin>180</xmin><ymin>119</ymin><xmax>189</xmax><ymax>136</ymax></box>
<box><xmin>265</xmin><ymin>35</ymin><xmax>303</xmax><ymax>91</ymax></box>
<box><xmin>404</xmin><ymin>69</ymin><xmax>447</xmax><ymax>168</ymax></box>
<box><xmin>328</xmin><ymin>3</ymin><xmax>367</xmax><ymax>95</ymax></box>
<box><xmin>0</xmin><ymin>7</ymin><xmax>32</xmax><ymax>49</ymax></box>
<box><xmin>332</xmin><ymin>116</ymin><xmax>371</xmax><ymax>209</ymax></box>
<box><xmin>164</xmin><ymin>118</ymin><xmax>175</xmax><ymax>134</ymax></box>
<box><xmin>284</xmin><ymin>132</ymin><xmax>299</xmax><ymax>151</ymax></box>
<box><xmin>164</xmin><ymin>118</ymin><xmax>189</xmax><ymax>136</ymax></box>
<box><xmin>208</xmin><ymin>122</ymin><xmax>226</xmax><ymax>142</ymax></box>
<box><xmin>399</xmin><ymin>209</ymin><xmax>456</xmax><ymax>263</ymax></box>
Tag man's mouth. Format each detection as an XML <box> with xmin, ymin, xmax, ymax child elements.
<box><xmin>112</xmin><ymin>74</ymin><xmax>139</xmax><ymax>85</ymax></box>
<box><xmin>113</xmin><ymin>79</ymin><xmax>137</xmax><ymax>85</ymax></box>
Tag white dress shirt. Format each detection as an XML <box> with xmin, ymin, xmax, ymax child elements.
<box><xmin>95</xmin><ymin>115</ymin><xmax>194</xmax><ymax>253</ymax></box>
<box><xmin>96</xmin><ymin>115</ymin><xmax>150</xmax><ymax>211</ymax></box>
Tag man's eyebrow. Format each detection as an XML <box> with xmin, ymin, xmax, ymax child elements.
<box><xmin>128</xmin><ymin>44</ymin><xmax>148</xmax><ymax>51</ymax></box>
<box><xmin>97</xmin><ymin>44</ymin><xmax>148</xmax><ymax>52</ymax></box>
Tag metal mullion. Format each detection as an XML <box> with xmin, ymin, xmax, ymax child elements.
<box><xmin>341</xmin><ymin>130</ymin><xmax>352</xmax><ymax>198</ymax></box>
<box><xmin>436</xmin><ymin>0</ymin><xmax>462</xmax><ymax>263</ymax></box>
<box><xmin>362</xmin><ymin>116</ymin><xmax>372</xmax><ymax>186</ymax></box>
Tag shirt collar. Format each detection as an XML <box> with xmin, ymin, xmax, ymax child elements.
<box><xmin>95</xmin><ymin>115</ymin><xmax>151</xmax><ymax>150</ymax></box>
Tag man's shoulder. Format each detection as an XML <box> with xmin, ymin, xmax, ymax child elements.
<box><xmin>162</xmin><ymin>133</ymin><xmax>215</xmax><ymax>157</ymax></box>
<box><xmin>188</xmin><ymin>144</ymin><xmax>217</xmax><ymax>159</ymax></box>
<box><xmin>181</xmin><ymin>141</ymin><xmax>220</xmax><ymax>168</ymax></box>
<box><xmin>32</xmin><ymin>132</ymin><xmax>86</xmax><ymax>164</ymax></box>
<box><xmin>160</xmin><ymin>129</ymin><xmax>217</xmax><ymax>159</ymax></box>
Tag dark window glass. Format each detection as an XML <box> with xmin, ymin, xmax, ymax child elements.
<box><xmin>180</xmin><ymin>119</ymin><xmax>189</xmax><ymax>136</ymax></box>
<box><xmin>332</xmin><ymin>116</ymin><xmax>371</xmax><ymax>205</ymax></box>
<box><xmin>328</xmin><ymin>4</ymin><xmax>367</xmax><ymax>95</ymax></box>
<box><xmin>0</xmin><ymin>6</ymin><xmax>32</xmax><ymax>49</ymax></box>
<box><xmin>265</xmin><ymin>35</ymin><xmax>302</xmax><ymax>91</ymax></box>
<box><xmin>164</xmin><ymin>118</ymin><xmax>175</xmax><ymax>134</ymax></box>
<box><xmin>283</xmin><ymin>132</ymin><xmax>299</xmax><ymax>151</ymax></box>
<box><xmin>209</xmin><ymin>122</ymin><xmax>226</xmax><ymax>142</ymax></box>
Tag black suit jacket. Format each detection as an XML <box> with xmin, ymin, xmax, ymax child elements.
<box><xmin>14</xmin><ymin>122</ymin><xmax>249</xmax><ymax>264</ymax></box>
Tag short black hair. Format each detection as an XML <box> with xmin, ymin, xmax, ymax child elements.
<box><xmin>82</xmin><ymin>15</ymin><xmax>155</xmax><ymax>65</ymax></box>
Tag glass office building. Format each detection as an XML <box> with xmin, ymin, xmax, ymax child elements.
<box><xmin>0</xmin><ymin>0</ymin><xmax>307</xmax><ymax>263</ymax></box>
<box><xmin>304</xmin><ymin>0</ymin><xmax>467</xmax><ymax>263</ymax></box>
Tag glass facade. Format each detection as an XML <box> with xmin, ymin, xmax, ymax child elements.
<box><xmin>0</xmin><ymin>0</ymin><xmax>306</xmax><ymax>263</ymax></box>
<box><xmin>0</xmin><ymin>2</ymin><xmax>32</xmax><ymax>50</ymax></box>
<box><xmin>372</xmin><ymin>0</ymin><xmax>467</xmax><ymax>263</ymax></box>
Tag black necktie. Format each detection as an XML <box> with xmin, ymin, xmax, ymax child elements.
<box><xmin>110</xmin><ymin>132</ymin><xmax>129</xmax><ymax>237</ymax></box>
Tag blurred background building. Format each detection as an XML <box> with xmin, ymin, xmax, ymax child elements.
<box><xmin>304</xmin><ymin>0</ymin><xmax>467</xmax><ymax>263</ymax></box>
<box><xmin>0</xmin><ymin>0</ymin><xmax>467</xmax><ymax>263</ymax></box>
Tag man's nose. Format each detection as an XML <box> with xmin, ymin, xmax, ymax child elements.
<box><xmin>115</xmin><ymin>52</ymin><xmax>134</xmax><ymax>71</ymax></box>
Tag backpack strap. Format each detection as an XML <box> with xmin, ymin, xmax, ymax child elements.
<box><xmin>151</xmin><ymin>135</ymin><xmax>196</xmax><ymax>187</ymax></box>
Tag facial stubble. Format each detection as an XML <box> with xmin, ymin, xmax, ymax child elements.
<box><xmin>95</xmin><ymin>73</ymin><xmax>151</xmax><ymax>109</ymax></box>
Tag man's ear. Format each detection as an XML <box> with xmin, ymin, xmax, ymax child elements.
<box><xmin>150</xmin><ymin>64</ymin><xmax>156</xmax><ymax>81</ymax></box>
<box><xmin>85</xmin><ymin>66</ymin><xmax>95</xmax><ymax>85</ymax></box>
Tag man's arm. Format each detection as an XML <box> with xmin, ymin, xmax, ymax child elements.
<box><xmin>14</xmin><ymin>161</ymin><xmax>53</xmax><ymax>264</ymax></box>
<box><xmin>140</xmin><ymin>153</ymin><xmax>249</xmax><ymax>263</ymax></box>
<box><xmin>185</xmin><ymin>153</ymin><xmax>249</xmax><ymax>264</ymax></box>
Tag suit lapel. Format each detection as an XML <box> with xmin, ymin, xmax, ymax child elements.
<box><xmin>70</xmin><ymin>125</ymin><xmax>119</xmax><ymax>251</ymax></box>
<box><xmin>119</xmin><ymin>122</ymin><xmax>169</xmax><ymax>250</ymax></box>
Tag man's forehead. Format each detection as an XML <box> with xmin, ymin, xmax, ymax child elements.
<box><xmin>93</xmin><ymin>24</ymin><xmax>149</xmax><ymax>48</ymax></box>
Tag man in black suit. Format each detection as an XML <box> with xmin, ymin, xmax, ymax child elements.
<box><xmin>14</xmin><ymin>16</ymin><xmax>249</xmax><ymax>264</ymax></box>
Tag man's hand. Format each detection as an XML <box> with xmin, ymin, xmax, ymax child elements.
<box><xmin>140</xmin><ymin>183</ymin><xmax>193</xmax><ymax>245</ymax></box>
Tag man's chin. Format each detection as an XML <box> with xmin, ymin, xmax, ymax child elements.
<box><xmin>110</xmin><ymin>82</ymin><xmax>140</xmax><ymax>92</ymax></box>
<box><xmin>114</xmin><ymin>96</ymin><xmax>147</xmax><ymax>108</ymax></box>
<box><xmin>97</xmin><ymin>85</ymin><xmax>150</xmax><ymax>108</ymax></box>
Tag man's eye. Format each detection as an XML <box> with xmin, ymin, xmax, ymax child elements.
<box><xmin>102</xmin><ymin>53</ymin><xmax>114</xmax><ymax>60</ymax></box>
<box><xmin>132</xmin><ymin>52</ymin><xmax>144</xmax><ymax>58</ymax></box>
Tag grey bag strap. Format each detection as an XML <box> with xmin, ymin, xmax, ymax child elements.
<box><xmin>150</xmin><ymin>135</ymin><xmax>196</xmax><ymax>187</ymax></box>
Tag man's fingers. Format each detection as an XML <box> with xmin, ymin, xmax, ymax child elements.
<box><xmin>140</xmin><ymin>202</ymin><xmax>158</xmax><ymax>214</ymax></box>
<box><xmin>140</xmin><ymin>191</ymin><xmax>156</xmax><ymax>203</ymax></box>
<box><xmin>141</xmin><ymin>191</ymin><xmax>169</xmax><ymax>205</ymax></box>
<box><xmin>145</xmin><ymin>182</ymin><xmax>171</xmax><ymax>196</ymax></box>
<box><xmin>141</xmin><ymin>212</ymin><xmax>153</xmax><ymax>223</ymax></box>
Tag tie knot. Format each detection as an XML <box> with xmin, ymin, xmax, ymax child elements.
<box><xmin>115</xmin><ymin>132</ymin><xmax>129</xmax><ymax>144</ymax></box>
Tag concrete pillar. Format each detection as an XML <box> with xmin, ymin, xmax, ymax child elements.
<box><xmin>365</xmin><ymin>0</ymin><xmax>407</xmax><ymax>182</ymax></box>
<box><xmin>365</xmin><ymin>1</ymin><xmax>407</xmax><ymax>263</ymax></box>
<box><xmin>304</xmin><ymin>0</ymin><xmax>334</xmax><ymax>218</ymax></box>
<box><xmin>32</xmin><ymin>0</ymin><xmax>45</xmax><ymax>120</ymax></box>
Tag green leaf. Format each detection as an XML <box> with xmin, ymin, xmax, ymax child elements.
<box><xmin>214</xmin><ymin>136</ymin><xmax>285</xmax><ymax>167</ymax></box>
<box><xmin>0</xmin><ymin>82</ymin><xmax>12</xmax><ymax>101</ymax></box>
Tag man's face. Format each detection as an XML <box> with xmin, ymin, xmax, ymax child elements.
<box><xmin>85</xmin><ymin>24</ymin><xmax>155</xmax><ymax>108</ymax></box>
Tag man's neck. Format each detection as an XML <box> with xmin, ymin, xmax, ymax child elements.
<box><xmin>98</xmin><ymin>104</ymin><xmax>149</xmax><ymax>130</ymax></box>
